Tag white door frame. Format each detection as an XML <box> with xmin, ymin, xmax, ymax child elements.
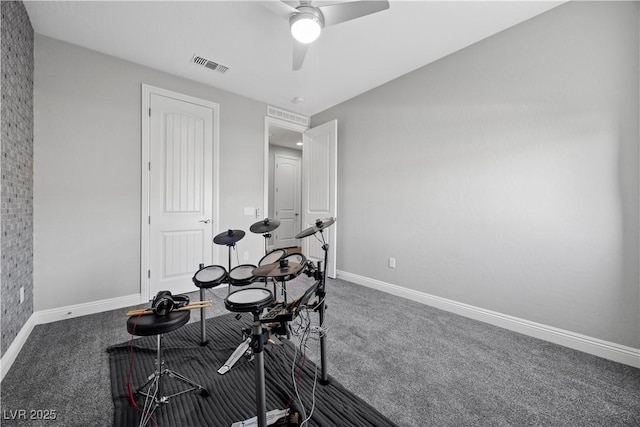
<box><xmin>263</xmin><ymin>117</ymin><xmax>308</xmax><ymax>232</ymax></box>
<box><xmin>141</xmin><ymin>84</ymin><xmax>220</xmax><ymax>302</ymax></box>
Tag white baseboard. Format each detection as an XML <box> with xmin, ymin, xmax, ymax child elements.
<box><xmin>33</xmin><ymin>293</ymin><xmax>142</xmax><ymax>325</ymax></box>
<box><xmin>3</xmin><ymin>276</ymin><xmax>639</xmax><ymax>382</ymax></box>
<box><xmin>1</xmin><ymin>293</ymin><xmax>141</xmax><ymax>382</ymax></box>
<box><xmin>0</xmin><ymin>314</ymin><xmax>37</xmax><ymax>382</ymax></box>
<box><xmin>337</xmin><ymin>270</ymin><xmax>640</xmax><ymax>368</ymax></box>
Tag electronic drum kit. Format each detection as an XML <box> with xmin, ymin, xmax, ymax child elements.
<box><xmin>189</xmin><ymin>216</ymin><xmax>335</xmax><ymax>427</ymax></box>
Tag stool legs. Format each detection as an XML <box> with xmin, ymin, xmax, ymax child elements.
<box><xmin>135</xmin><ymin>334</ymin><xmax>208</xmax><ymax>427</ymax></box>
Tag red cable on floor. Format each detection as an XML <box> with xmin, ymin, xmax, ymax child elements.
<box><xmin>126</xmin><ymin>313</ymin><xmax>159</xmax><ymax>427</ymax></box>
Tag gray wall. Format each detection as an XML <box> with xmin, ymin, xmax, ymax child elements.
<box><xmin>1</xmin><ymin>1</ymin><xmax>34</xmax><ymax>357</ymax></box>
<box><xmin>313</xmin><ymin>1</ymin><xmax>639</xmax><ymax>347</ymax></box>
<box><xmin>34</xmin><ymin>35</ymin><xmax>267</xmax><ymax>311</ymax></box>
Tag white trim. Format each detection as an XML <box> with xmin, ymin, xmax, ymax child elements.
<box><xmin>33</xmin><ymin>293</ymin><xmax>142</xmax><ymax>325</ymax></box>
<box><xmin>3</xmin><ymin>272</ymin><xmax>638</xmax><ymax>382</ymax></box>
<box><xmin>0</xmin><ymin>314</ymin><xmax>36</xmax><ymax>382</ymax></box>
<box><xmin>337</xmin><ymin>270</ymin><xmax>640</xmax><ymax>368</ymax></box>
<box><xmin>141</xmin><ymin>84</ymin><xmax>220</xmax><ymax>301</ymax></box>
<box><xmin>1</xmin><ymin>293</ymin><xmax>141</xmax><ymax>382</ymax></box>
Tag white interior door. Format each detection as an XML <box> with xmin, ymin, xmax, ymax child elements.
<box><xmin>148</xmin><ymin>93</ymin><xmax>214</xmax><ymax>296</ymax></box>
<box><xmin>302</xmin><ymin>120</ymin><xmax>338</xmax><ymax>278</ymax></box>
<box><xmin>274</xmin><ymin>154</ymin><xmax>301</xmax><ymax>249</ymax></box>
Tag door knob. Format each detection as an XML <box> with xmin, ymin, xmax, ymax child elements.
<box><xmin>199</xmin><ymin>219</ymin><xmax>211</xmax><ymax>224</ymax></box>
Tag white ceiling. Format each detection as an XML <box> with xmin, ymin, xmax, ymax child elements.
<box><xmin>270</xmin><ymin>125</ymin><xmax>304</xmax><ymax>150</ymax></box>
<box><xmin>23</xmin><ymin>0</ymin><xmax>564</xmax><ymax>117</ymax></box>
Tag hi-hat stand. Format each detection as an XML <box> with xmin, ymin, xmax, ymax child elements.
<box><xmin>192</xmin><ymin>229</ymin><xmax>245</xmax><ymax>346</ymax></box>
<box><xmin>214</xmin><ymin>229</ymin><xmax>245</xmax><ymax>294</ymax></box>
<box><xmin>250</xmin><ymin>218</ymin><xmax>281</xmax><ymax>256</ymax></box>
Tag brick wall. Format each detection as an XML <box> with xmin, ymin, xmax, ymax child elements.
<box><xmin>1</xmin><ymin>0</ymin><xmax>34</xmax><ymax>357</ymax></box>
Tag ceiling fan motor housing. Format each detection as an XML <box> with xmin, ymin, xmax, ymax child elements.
<box><xmin>290</xmin><ymin>5</ymin><xmax>325</xmax><ymax>43</ymax></box>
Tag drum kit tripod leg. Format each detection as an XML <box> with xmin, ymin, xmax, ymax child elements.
<box><xmin>252</xmin><ymin>313</ymin><xmax>268</xmax><ymax>427</ymax></box>
<box><xmin>223</xmin><ymin>287</ymin><xmax>274</xmax><ymax>427</ymax></box>
<box><xmin>294</xmin><ymin>217</ymin><xmax>335</xmax><ymax>384</ymax></box>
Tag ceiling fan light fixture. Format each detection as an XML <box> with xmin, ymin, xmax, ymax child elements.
<box><xmin>290</xmin><ymin>7</ymin><xmax>324</xmax><ymax>44</ymax></box>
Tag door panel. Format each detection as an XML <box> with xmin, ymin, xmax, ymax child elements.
<box><xmin>162</xmin><ymin>231</ymin><xmax>203</xmax><ymax>278</ymax></box>
<box><xmin>302</xmin><ymin>120</ymin><xmax>337</xmax><ymax>278</ymax></box>
<box><xmin>274</xmin><ymin>154</ymin><xmax>301</xmax><ymax>249</ymax></box>
<box><xmin>150</xmin><ymin>93</ymin><xmax>213</xmax><ymax>296</ymax></box>
<box><xmin>164</xmin><ymin>113</ymin><xmax>205</xmax><ymax>212</ymax></box>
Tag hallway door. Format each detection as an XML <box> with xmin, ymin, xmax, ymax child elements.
<box><xmin>273</xmin><ymin>153</ymin><xmax>301</xmax><ymax>249</ymax></box>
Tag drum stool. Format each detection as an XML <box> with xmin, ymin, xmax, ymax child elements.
<box><xmin>127</xmin><ymin>311</ymin><xmax>208</xmax><ymax>427</ymax></box>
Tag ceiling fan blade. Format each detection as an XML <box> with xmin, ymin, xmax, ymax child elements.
<box><xmin>318</xmin><ymin>0</ymin><xmax>389</xmax><ymax>27</ymax></box>
<box><xmin>262</xmin><ymin>0</ymin><xmax>298</xmax><ymax>20</ymax></box>
<box><xmin>292</xmin><ymin>40</ymin><xmax>309</xmax><ymax>71</ymax></box>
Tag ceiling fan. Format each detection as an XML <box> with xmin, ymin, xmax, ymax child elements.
<box><xmin>265</xmin><ymin>0</ymin><xmax>390</xmax><ymax>70</ymax></box>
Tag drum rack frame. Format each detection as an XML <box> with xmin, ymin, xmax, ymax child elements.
<box><xmin>194</xmin><ymin>220</ymin><xmax>334</xmax><ymax>427</ymax></box>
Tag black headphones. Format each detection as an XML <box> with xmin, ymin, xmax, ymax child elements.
<box><xmin>151</xmin><ymin>291</ymin><xmax>189</xmax><ymax>316</ymax></box>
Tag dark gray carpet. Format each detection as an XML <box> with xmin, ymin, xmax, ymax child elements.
<box><xmin>108</xmin><ymin>312</ymin><xmax>396</xmax><ymax>426</ymax></box>
<box><xmin>1</xmin><ymin>276</ymin><xmax>639</xmax><ymax>426</ymax></box>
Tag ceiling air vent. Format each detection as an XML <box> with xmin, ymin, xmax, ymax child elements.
<box><xmin>267</xmin><ymin>106</ymin><xmax>309</xmax><ymax>127</ymax></box>
<box><xmin>192</xmin><ymin>55</ymin><xmax>229</xmax><ymax>74</ymax></box>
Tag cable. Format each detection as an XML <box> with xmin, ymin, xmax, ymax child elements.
<box><xmin>300</xmin><ymin>347</ymin><xmax>319</xmax><ymax>426</ymax></box>
<box><xmin>313</xmin><ymin>233</ymin><xmax>324</xmax><ymax>246</ymax></box>
<box><xmin>297</xmin><ymin>315</ymin><xmax>317</xmax><ymax>427</ymax></box>
<box><xmin>285</xmin><ymin>304</ymin><xmax>326</xmax><ymax>426</ymax></box>
<box><xmin>302</xmin><ymin>305</ymin><xmax>325</xmax><ymax>426</ymax></box>
<box><xmin>273</xmin><ymin>280</ymin><xmax>291</xmax><ymax>301</ymax></box>
<box><xmin>289</xmin><ymin>312</ymin><xmax>308</xmax><ymax>419</ymax></box>
<box><xmin>126</xmin><ymin>314</ymin><xmax>160</xmax><ymax>427</ymax></box>
<box><xmin>206</xmin><ymin>286</ymin><xmax>228</xmax><ymax>303</ymax></box>
<box><xmin>126</xmin><ymin>318</ymin><xmax>141</xmax><ymax>406</ymax></box>
<box><xmin>291</xmin><ymin>332</ymin><xmax>308</xmax><ymax>422</ymax></box>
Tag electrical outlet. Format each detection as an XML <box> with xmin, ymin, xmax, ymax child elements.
<box><xmin>389</xmin><ymin>257</ymin><xmax>396</xmax><ymax>269</ymax></box>
<box><xmin>19</xmin><ymin>286</ymin><xmax>24</xmax><ymax>304</ymax></box>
